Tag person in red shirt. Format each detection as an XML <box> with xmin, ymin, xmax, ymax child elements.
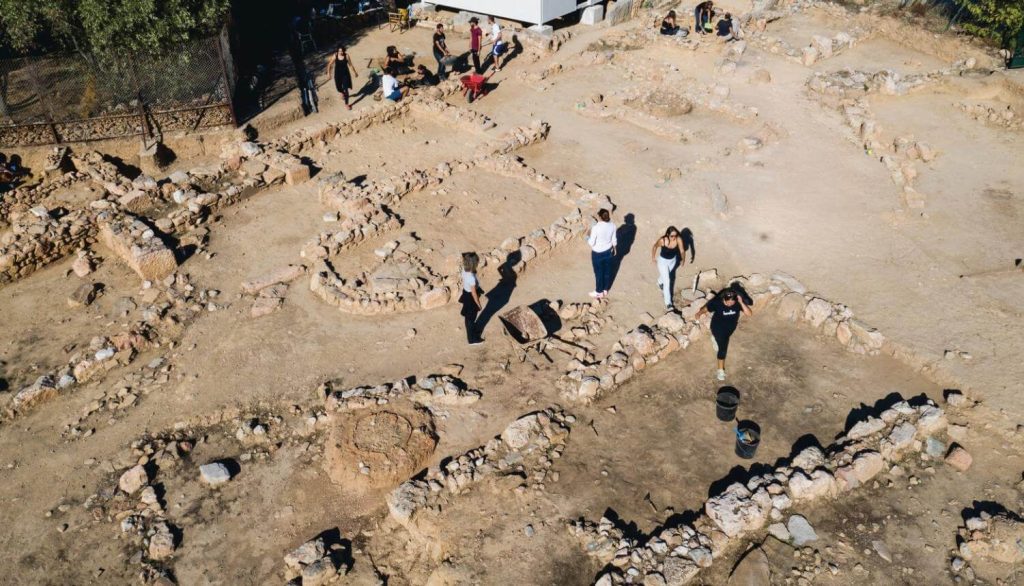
<box><xmin>469</xmin><ymin>17</ymin><xmax>483</xmax><ymax>74</ymax></box>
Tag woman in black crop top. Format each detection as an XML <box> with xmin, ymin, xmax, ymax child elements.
<box><xmin>651</xmin><ymin>226</ymin><xmax>689</xmax><ymax>310</ymax></box>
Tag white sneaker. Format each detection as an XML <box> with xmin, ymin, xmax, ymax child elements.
<box><xmin>716</xmin><ymin>369</ymin><xmax>726</xmax><ymax>381</ymax></box>
<box><xmin>589</xmin><ymin>291</ymin><xmax>600</xmax><ymax>298</ymax></box>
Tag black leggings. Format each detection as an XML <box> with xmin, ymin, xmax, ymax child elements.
<box><xmin>711</xmin><ymin>324</ymin><xmax>735</xmax><ymax>360</ymax></box>
<box><xmin>459</xmin><ymin>292</ymin><xmax>480</xmax><ymax>343</ymax></box>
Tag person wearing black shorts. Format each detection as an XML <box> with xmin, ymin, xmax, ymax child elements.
<box><xmin>695</xmin><ymin>287</ymin><xmax>752</xmax><ymax>381</ymax></box>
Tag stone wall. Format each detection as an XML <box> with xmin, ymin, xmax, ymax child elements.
<box><xmin>0</xmin><ymin>208</ymin><xmax>94</xmax><ymax>284</ymax></box>
<box><xmin>570</xmin><ymin>397</ymin><xmax>950</xmax><ymax>584</ymax></box>
<box><xmin>387</xmin><ymin>408</ymin><xmax>575</xmax><ymax>537</ymax></box>
<box><xmin>305</xmin><ymin>126</ymin><xmax>618</xmax><ymax>317</ymax></box>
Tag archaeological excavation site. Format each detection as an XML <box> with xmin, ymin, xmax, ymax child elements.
<box><xmin>1</xmin><ymin>0</ymin><xmax>1023</xmax><ymax>584</ymax></box>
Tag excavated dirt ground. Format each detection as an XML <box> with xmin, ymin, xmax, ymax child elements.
<box><xmin>1</xmin><ymin>2</ymin><xmax>1023</xmax><ymax>585</ymax></box>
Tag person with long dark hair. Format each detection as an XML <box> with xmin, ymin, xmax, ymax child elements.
<box><xmin>460</xmin><ymin>252</ymin><xmax>484</xmax><ymax>345</ymax></box>
<box><xmin>326</xmin><ymin>44</ymin><xmax>358</xmax><ymax>110</ymax></box>
<box><xmin>695</xmin><ymin>287</ymin><xmax>752</xmax><ymax>381</ymax></box>
<box><xmin>651</xmin><ymin>226</ymin><xmax>688</xmax><ymax>309</ymax></box>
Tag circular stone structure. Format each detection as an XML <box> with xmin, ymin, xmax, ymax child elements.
<box><xmin>324</xmin><ymin>403</ymin><xmax>437</xmax><ymax>488</ymax></box>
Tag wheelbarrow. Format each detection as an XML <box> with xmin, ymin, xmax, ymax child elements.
<box><xmin>460</xmin><ymin>73</ymin><xmax>488</xmax><ymax>103</ymax></box>
<box><xmin>499</xmin><ymin>303</ymin><xmax>595</xmax><ymax>364</ymax></box>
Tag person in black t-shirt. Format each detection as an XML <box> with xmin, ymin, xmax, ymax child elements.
<box><xmin>716</xmin><ymin>13</ymin><xmax>735</xmax><ymax>40</ymax></box>
<box><xmin>695</xmin><ymin>287</ymin><xmax>752</xmax><ymax>381</ymax></box>
<box><xmin>432</xmin><ymin>23</ymin><xmax>451</xmax><ymax>81</ymax></box>
<box><xmin>414</xmin><ymin>64</ymin><xmax>439</xmax><ymax>87</ymax></box>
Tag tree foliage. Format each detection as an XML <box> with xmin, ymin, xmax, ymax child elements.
<box><xmin>0</xmin><ymin>0</ymin><xmax>230</xmax><ymax>57</ymax></box>
<box><xmin>957</xmin><ymin>0</ymin><xmax>1024</xmax><ymax>48</ymax></box>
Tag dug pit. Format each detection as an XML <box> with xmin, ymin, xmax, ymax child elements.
<box><xmin>324</xmin><ymin>403</ymin><xmax>436</xmax><ymax>488</ymax></box>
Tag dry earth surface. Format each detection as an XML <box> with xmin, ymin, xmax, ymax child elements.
<box><xmin>1</xmin><ymin>1</ymin><xmax>1023</xmax><ymax>585</ymax></box>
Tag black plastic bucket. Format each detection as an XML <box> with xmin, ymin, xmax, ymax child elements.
<box><xmin>735</xmin><ymin>421</ymin><xmax>761</xmax><ymax>459</ymax></box>
<box><xmin>716</xmin><ymin>386</ymin><xmax>740</xmax><ymax>421</ymax></box>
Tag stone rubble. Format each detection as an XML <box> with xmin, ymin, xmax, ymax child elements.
<box><xmin>321</xmin><ymin>374</ymin><xmax>481</xmax><ymax>412</ymax></box>
<box><xmin>387</xmin><ymin>408</ymin><xmax>573</xmax><ymax>536</ymax></box>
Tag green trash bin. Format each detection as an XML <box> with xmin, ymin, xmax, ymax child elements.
<box><xmin>1010</xmin><ymin>29</ymin><xmax>1024</xmax><ymax>69</ymax></box>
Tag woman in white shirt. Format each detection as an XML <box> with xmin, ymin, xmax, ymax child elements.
<box><xmin>587</xmin><ymin>209</ymin><xmax>617</xmax><ymax>299</ymax></box>
<box><xmin>460</xmin><ymin>252</ymin><xmax>484</xmax><ymax>345</ymax></box>
<box><xmin>381</xmin><ymin>67</ymin><xmax>402</xmax><ymax>102</ymax></box>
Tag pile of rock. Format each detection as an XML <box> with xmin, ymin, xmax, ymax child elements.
<box><xmin>97</xmin><ymin>214</ymin><xmax>178</xmax><ymax>282</ymax></box>
<box><xmin>115</xmin><ymin>463</ymin><xmax>182</xmax><ymax>565</ymax></box>
<box><xmin>956</xmin><ymin>102</ymin><xmax>1022</xmax><ymax>131</ymax></box>
<box><xmin>8</xmin><ymin>323</ymin><xmax>156</xmax><ymax>415</ymax></box>
<box><xmin>475</xmin><ymin>121</ymin><xmax>551</xmax><ymax>157</ymax></box>
<box><xmin>387</xmin><ymin>408</ymin><xmax>574</xmax><ymax>535</ymax></box>
<box><xmin>560</xmin><ymin>311</ymin><xmax>691</xmax><ymax>403</ymax></box>
<box><xmin>322</xmin><ymin>375</ymin><xmax>481</xmax><ymax>412</ymax></box>
<box><xmin>284</xmin><ymin>536</ymin><xmax>349</xmax><ymax>585</ymax></box>
<box><xmin>62</xmin><ymin>355</ymin><xmax>174</xmax><ymax>438</ymax></box>
<box><xmin>952</xmin><ymin>509</ymin><xmax>1024</xmax><ymax>578</ymax></box>
<box><xmin>571</xmin><ymin>398</ymin><xmax>952</xmax><ymax>584</ymax></box>
<box><xmin>0</xmin><ymin>207</ymin><xmax>93</xmax><ymax>283</ymax></box>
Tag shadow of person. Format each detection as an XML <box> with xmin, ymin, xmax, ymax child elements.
<box><xmin>476</xmin><ymin>250</ymin><xmax>521</xmax><ymax>337</ymax></box>
<box><xmin>609</xmin><ymin>213</ymin><xmax>637</xmax><ymax>288</ymax></box>
<box><xmin>681</xmin><ymin>227</ymin><xmax>695</xmax><ymax>263</ymax></box>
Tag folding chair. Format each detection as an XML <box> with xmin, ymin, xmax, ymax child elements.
<box><xmin>388</xmin><ymin>9</ymin><xmax>409</xmax><ymax>32</ymax></box>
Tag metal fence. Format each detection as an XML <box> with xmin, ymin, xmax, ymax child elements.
<box><xmin>0</xmin><ymin>29</ymin><xmax>236</xmax><ymax>147</ymax></box>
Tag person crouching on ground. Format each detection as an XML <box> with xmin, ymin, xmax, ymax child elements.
<box><xmin>414</xmin><ymin>64</ymin><xmax>439</xmax><ymax>87</ymax></box>
<box><xmin>695</xmin><ymin>287</ymin><xmax>752</xmax><ymax>381</ymax></box>
<box><xmin>694</xmin><ymin>0</ymin><xmax>715</xmax><ymax>35</ymax></box>
<box><xmin>716</xmin><ymin>13</ymin><xmax>735</xmax><ymax>41</ymax></box>
<box><xmin>660</xmin><ymin>11</ymin><xmax>688</xmax><ymax>36</ymax></box>
<box><xmin>651</xmin><ymin>226</ymin><xmax>688</xmax><ymax>310</ymax></box>
<box><xmin>381</xmin><ymin>67</ymin><xmax>403</xmax><ymax>102</ymax></box>
<box><xmin>587</xmin><ymin>209</ymin><xmax>617</xmax><ymax>300</ymax></box>
<box><xmin>460</xmin><ymin>252</ymin><xmax>484</xmax><ymax>345</ymax></box>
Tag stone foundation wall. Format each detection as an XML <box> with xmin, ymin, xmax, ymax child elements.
<box><xmin>570</xmin><ymin>398</ymin><xmax>950</xmax><ymax>584</ymax></box>
<box><xmin>387</xmin><ymin>408</ymin><xmax>575</xmax><ymax>536</ymax></box>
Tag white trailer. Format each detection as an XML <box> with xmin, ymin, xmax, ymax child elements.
<box><xmin>420</xmin><ymin>0</ymin><xmax>599</xmax><ymax>25</ymax></box>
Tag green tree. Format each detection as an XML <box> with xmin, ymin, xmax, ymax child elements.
<box><xmin>0</xmin><ymin>0</ymin><xmax>229</xmax><ymax>56</ymax></box>
<box><xmin>957</xmin><ymin>0</ymin><xmax>1024</xmax><ymax>48</ymax></box>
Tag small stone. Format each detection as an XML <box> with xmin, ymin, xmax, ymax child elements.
<box><xmin>872</xmin><ymin>540</ymin><xmax>892</xmax><ymax>562</ymax></box>
<box><xmin>525</xmin><ymin>524</ymin><xmax>535</xmax><ymax>537</ymax></box>
<box><xmin>768</xmin><ymin>522</ymin><xmax>790</xmax><ymax>542</ymax></box>
<box><xmin>945</xmin><ymin>446</ymin><xmax>973</xmax><ymax>472</ymax></box>
<box><xmin>787</xmin><ymin>515</ymin><xmax>818</xmax><ymax>546</ymax></box>
<box><xmin>199</xmin><ymin>462</ymin><xmax>232</xmax><ymax>486</ymax></box>
<box><xmin>118</xmin><ymin>465</ymin><xmax>148</xmax><ymax>494</ymax></box>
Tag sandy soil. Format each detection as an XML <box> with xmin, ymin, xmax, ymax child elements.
<box><xmin>1</xmin><ymin>2</ymin><xmax>1023</xmax><ymax>585</ymax></box>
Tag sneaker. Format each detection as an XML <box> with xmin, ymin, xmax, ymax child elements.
<box><xmin>716</xmin><ymin>369</ymin><xmax>726</xmax><ymax>381</ymax></box>
<box><xmin>588</xmin><ymin>291</ymin><xmax>600</xmax><ymax>298</ymax></box>
<box><xmin>469</xmin><ymin>339</ymin><xmax>485</xmax><ymax>346</ymax></box>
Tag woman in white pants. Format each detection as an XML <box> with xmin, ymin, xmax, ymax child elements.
<box><xmin>651</xmin><ymin>226</ymin><xmax>688</xmax><ymax>309</ymax></box>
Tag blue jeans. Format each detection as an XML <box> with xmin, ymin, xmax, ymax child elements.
<box><xmin>591</xmin><ymin>249</ymin><xmax>614</xmax><ymax>293</ymax></box>
<box><xmin>385</xmin><ymin>90</ymin><xmax>402</xmax><ymax>102</ymax></box>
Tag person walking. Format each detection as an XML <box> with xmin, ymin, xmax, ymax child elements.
<box><xmin>587</xmin><ymin>209</ymin><xmax>617</xmax><ymax>299</ymax></box>
<box><xmin>695</xmin><ymin>287</ymin><xmax>752</xmax><ymax>381</ymax></box>
<box><xmin>650</xmin><ymin>226</ymin><xmax>688</xmax><ymax>309</ymax></box>
<box><xmin>469</xmin><ymin>17</ymin><xmax>483</xmax><ymax>74</ymax></box>
<box><xmin>460</xmin><ymin>253</ymin><xmax>484</xmax><ymax>345</ymax></box>
<box><xmin>326</xmin><ymin>45</ymin><xmax>358</xmax><ymax>110</ymax></box>
<box><xmin>433</xmin><ymin>23</ymin><xmax>452</xmax><ymax>80</ymax></box>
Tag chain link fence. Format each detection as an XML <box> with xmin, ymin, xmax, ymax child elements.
<box><xmin>0</xmin><ymin>29</ymin><xmax>236</xmax><ymax>147</ymax></box>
